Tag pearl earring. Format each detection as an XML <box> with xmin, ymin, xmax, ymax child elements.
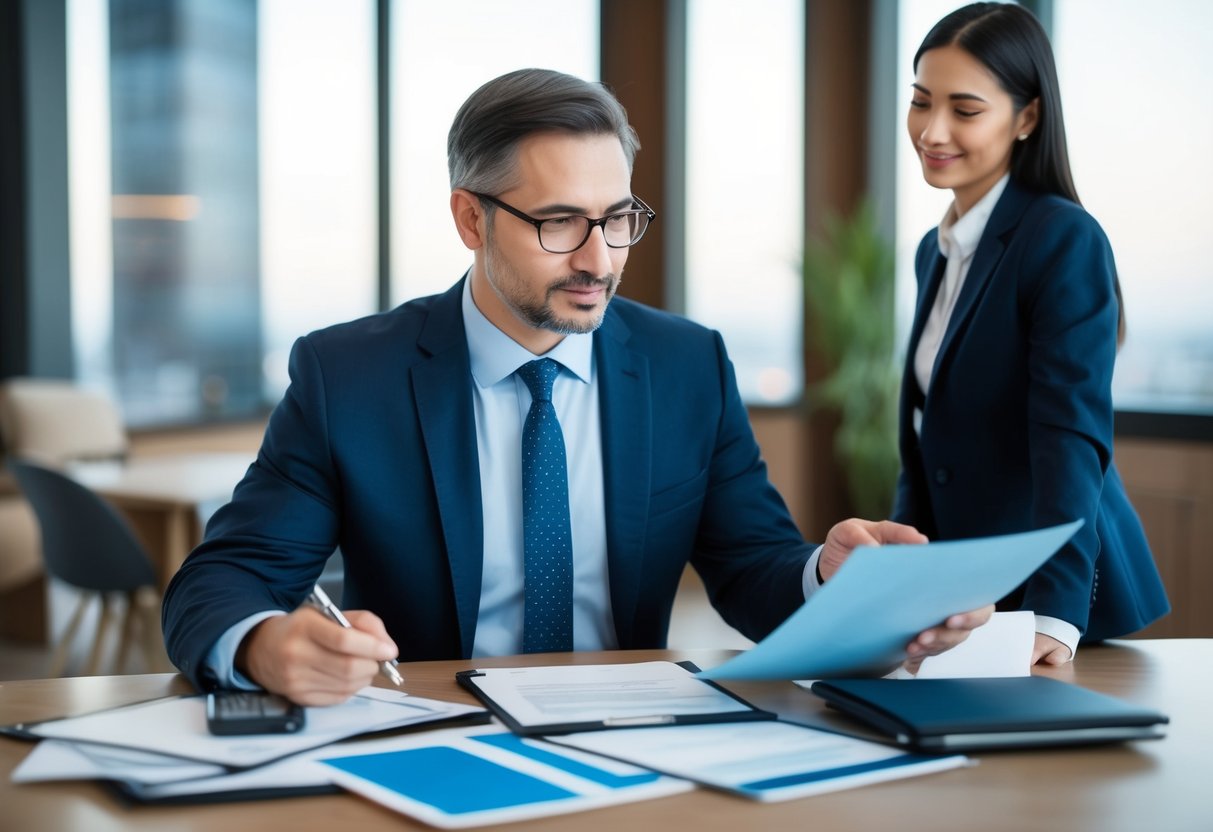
<box><xmin>1017</xmin><ymin>133</ymin><xmax>1029</xmax><ymax>141</ymax></box>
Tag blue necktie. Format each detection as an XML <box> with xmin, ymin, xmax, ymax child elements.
<box><xmin>517</xmin><ymin>358</ymin><xmax>574</xmax><ymax>653</ymax></box>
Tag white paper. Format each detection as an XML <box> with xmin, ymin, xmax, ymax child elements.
<box><xmin>792</xmin><ymin>611</ymin><xmax>1034</xmax><ymax>692</ymax></box>
<box><xmin>700</xmin><ymin>520</ymin><xmax>1082</xmax><ymax>680</ymax></box>
<box><xmin>22</xmin><ymin>689</ymin><xmax>484</xmax><ymax>768</ymax></box>
<box><xmin>467</xmin><ymin>662</ymin><xmax>752</xmax><ymax>728</ymax></box>
<box><xmin>912</xmin><ymin>610</ymin><xmax>1034</xmax><ymax>678</ymax></box>
<box><xmin>547</xmin><ymin>721</ymin><xmax>968</xmax><ymax>802</ymax></box>
<box><xmin>124</xmin><ymin>752</ymin><xmax>331</xmax><ymax>799</ymax></box>
<box><xmin>315</xmin><ymin>725</ymin><xmax>692</xmax><ymax>828</ymax></box>
<box><xmin>12</xmin><ymin>739</ymin><xmax>226</xmax><ymax>785</ymax></box>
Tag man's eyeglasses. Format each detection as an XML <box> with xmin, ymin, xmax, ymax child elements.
<box><xmin>470</xmin><ymin>192</ymin><xmax>655</xmax><ymax>254</ymax></box>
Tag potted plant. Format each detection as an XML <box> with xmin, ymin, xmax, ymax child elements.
<box><xmin>802</xmin><ymin>200</ymin><xmax>900</xmax><ymax>519</ymax></box>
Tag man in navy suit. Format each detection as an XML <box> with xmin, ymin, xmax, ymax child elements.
<box><xmin>163</xmin><ymin>69</ymin><xmax>990</xmax><ymax>705</ymax></box>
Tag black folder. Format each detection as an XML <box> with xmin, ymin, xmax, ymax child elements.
<box><xmin>810</xmin><ymin>676</ymin><xmax>1168</xmax><ymax>752</ymax></box>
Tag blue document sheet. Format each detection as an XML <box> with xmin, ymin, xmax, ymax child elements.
<box><xmin>317</xmin><ymin>727</ymin><xmax>691</xmax><ymax>828</ymax></box>
<box><xmin>700</xmin><ymin>520</ymin><xmax>1082</xmax><ymax>681</ymax></box>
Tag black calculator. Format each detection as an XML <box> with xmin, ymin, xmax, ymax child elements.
<box><xmin>206</xmin><ymin>691</ymin><xmax>306</xmax><ymax>735</ymax></box>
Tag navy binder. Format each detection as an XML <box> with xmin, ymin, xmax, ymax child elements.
<box><xmin>811</xmin><ymin>676</ymin><xmax>1168</xmax><ymax>752</ymax></box>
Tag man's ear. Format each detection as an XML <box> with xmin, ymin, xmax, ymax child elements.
<box><xmin>451</xmin><ymin>189</ymin><xmax>486</xmax><ymax>250</ymax></box>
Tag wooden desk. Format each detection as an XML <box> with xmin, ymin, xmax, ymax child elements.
<box><xmin>70</xmin><ymin>453</ymin><xmax>253</xmax><ymax>589</ymax></box>
<box><xmin>2</xmin><ymin>640</ymin><xmax>1209</xmax><ymax>832</ymax></box>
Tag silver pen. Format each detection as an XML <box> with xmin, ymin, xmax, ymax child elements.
<box><xmin>307</xmin><ymin>584</ymin><xmax>404</xmax><ymax>686</ymax></box>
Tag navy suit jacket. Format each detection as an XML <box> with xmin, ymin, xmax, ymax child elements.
<box><xmin>163</xmin><ymin>279</ymin><xmax>813</xmax><ymax>689</ymax></box>
<box><xmin>893</xmin><ymin>180</ymin><xmax>1168</xmax><ymax>641</ymax></box>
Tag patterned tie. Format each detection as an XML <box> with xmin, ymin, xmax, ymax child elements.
<box><xmin>517</xmin><ymin>358</ymin><xmax>574</xmax><ymax>653</ymax></box>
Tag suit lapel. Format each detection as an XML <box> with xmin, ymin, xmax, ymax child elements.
<box><xmin>412</xmin><ymin>279</ymin><xmax>482</xmax><ymax>658</ymax></box>
<box><xmin>906</xmin><ymin>236</ymin><xmax>946</xmax><ymax>362</ymax></box>
<box><xmin>930</xmin><ymin>181</ymin><xmax>1034</xmax><ymax>384</ymax></box>
<box><xmin>595</xmin><ymin>309</ymin><xmax>651</xmax><ymax>648</ymax></box>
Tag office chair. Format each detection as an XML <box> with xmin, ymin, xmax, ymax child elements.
<box><xmin>0</xmin><ymin>378</ymin><xmax>129</xmax><ymax>646</ymax></box>
<box><xmin>8</xmin><ymin>459</ymin><xmax>162</xmax><ymax>677</ymax></box>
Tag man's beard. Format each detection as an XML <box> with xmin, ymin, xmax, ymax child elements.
<box><xmin>485</xmin><ymin>241</ymin><xmax>620</xmax><ymax>335</ymax></box>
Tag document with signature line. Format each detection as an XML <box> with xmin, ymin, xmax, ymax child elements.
<box><xmin>456</xmin><ymin>661</ymin><xmax>774</xmax><ymax>735</ymax></box>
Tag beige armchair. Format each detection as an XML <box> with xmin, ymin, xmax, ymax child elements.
<box><xmin>0</xmin><ymin>378</ymin><xmax>128</xmax><ymax>465</ymax></box>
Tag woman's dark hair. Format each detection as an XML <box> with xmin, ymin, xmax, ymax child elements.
<box><xmin>914</xmin><ymin>3</ymin><xmax>1077</xmax><ymax>203</ymax></box>
<box><xmin>915</xmin><ymin>3</ymin><xmax>1125</xmax><ymax>341</ymax></box>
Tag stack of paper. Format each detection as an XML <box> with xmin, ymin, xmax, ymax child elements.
<box><xmin>8</xmin><ymin>687</ymin><xmax>486</xmax><ymax>802</ymax></box>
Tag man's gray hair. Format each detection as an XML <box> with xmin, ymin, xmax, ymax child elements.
<box><xmin>447</xmin><ymin>68</ymin><xmax>640</xmax><ymax>196</ymax></box>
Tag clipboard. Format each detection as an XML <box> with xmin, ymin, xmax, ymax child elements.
<box><xmin>456</xmin><ymin>660</ymin><xmax>775</xmax><ymax>736</ymax></box>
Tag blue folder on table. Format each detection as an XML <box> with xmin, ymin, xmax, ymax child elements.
<box><xmin>811</xmin><ymin>676</ymin><xmax>1168</xmax><ymax>751</ymax></box>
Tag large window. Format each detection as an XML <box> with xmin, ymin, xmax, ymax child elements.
<box><xmin>67</xmin><ymin>1</ymin><xmax>816</xmax><ymax>424</ymax></box>
<box><xmin>1053</xmin><ymin>0</ymin><xmax>1213</xmax><ymax>414</ymax></box>
<box><xmin>69</xmin><ymin>0</ymin><xmax>377</xmax><ymax>425</ymax></box>
<box><xmin>71</xmin><ymin>1</ymin><xmax>600</xmax><ymax>425</ymax></box>
<box><xmin>684</xmin><ymin>0</ymin><xmax>805</xmax><ymax>405</ymax></box>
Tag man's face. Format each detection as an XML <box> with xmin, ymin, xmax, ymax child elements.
<box><xmin>471</xmin><ymin>132</ymin><xmax>633</xmax><ymax>353</ymax></box>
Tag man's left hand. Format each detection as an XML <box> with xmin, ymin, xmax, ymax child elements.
<box><xmin>903</xmin><ymin>605</ymin><xmax>994</xmax><ymax>673</ymax></box>
<box><xmin>818</xmin><ymin>518</ymin><xmax>994</xmax><ymax>673</ymax></box>
<box><xmin>818</xmin><ymin>518</ymin><xmax>928</xmax><ymax>581</ymax></box>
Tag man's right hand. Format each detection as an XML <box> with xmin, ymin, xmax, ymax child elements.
<box><xmin>237</xmin><ymin>607</ymin><xmax>399</xmax><ymax>706</ymax></box>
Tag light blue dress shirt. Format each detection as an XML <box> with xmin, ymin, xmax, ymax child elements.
<box><xmin>460</xmin><ymin>278</ymin><xmax>617</xmax><ymax>655</ymax></box>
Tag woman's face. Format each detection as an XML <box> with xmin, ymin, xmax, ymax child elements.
<box><xmin>908</xmin><ymin>44</ymin><xmax>1037</xmax><ymax>215</ymax></box>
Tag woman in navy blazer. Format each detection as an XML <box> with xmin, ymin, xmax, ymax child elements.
<box><xmin>895</xmin><ymin>3</ymin><xmax>1168</xmax><ymax>665</ymax></box>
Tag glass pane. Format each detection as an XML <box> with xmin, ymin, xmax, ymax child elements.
<box><xmin>391</xmin><ymin>1</ymin><xmax>600</xmax><ymax>306</ymax></box>
<box><xmin>68</xmin><ymin>0</ymin><xmax>377</xmax><ymax>425</ymax></box>
<box><xmin>68</xmin><ymin>0</ymin><xmax>114</xmax><ymax>393</ymax></box>
<box><xmin>685</xmin><ymin>0</ymin><xmax>804</xmax><ymax>405</ymax></box>
<box><xmin>259</xmin><ymin>0</ymin><xmax>377</xmax><ymax>401</ymax></box>
<box><xmin>1053</xmin><ymin>0</ymin><xmax>1213</xmax><ymax>414</ymax></box>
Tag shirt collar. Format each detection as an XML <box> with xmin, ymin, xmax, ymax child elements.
<box><xmin>461</xmin><ymin>274</ymin><xmax>594</xmax><ymax>388</ymax></box>
<box><xmin>937</xmin><ymin>173</ymin><xmax>1010</xmax><ymax>260</ymax></box>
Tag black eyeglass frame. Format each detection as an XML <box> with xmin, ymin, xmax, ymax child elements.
<box><xmin>469</xmin><ymin>191</ymin><xmax>656</xmax><ymax>254</ymax></box>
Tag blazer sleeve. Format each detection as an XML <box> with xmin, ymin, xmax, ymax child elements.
<box><xmin>162</xmin><ymin>335</ymin><xmax>342</xmax><ymax>690</ymax></box>
<box><xmin>687</xmin><ymin>331</ymin><xmax>817</xmax><ymax>641</ymax></box>
<box><xmin>1016</xmin><ymin>203</ymin><xmax>1120</xmax><ymax>631</ymax></box>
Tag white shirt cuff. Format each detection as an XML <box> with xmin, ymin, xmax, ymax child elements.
<box><xmin>1034</xmin><ymin>614</ymin><xmax>1080</xmax><ymax>661</ymax></box>
<box><xmin>801</xmin><ymin>544</ymin><xmax>825</xmax><ymax>600</ymax></box>
<box><xmin>203</xmin><ymin>610</ymin><xmax>287</xmax><ymax>689</ymax></box>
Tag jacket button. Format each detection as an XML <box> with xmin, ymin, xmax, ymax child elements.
<box><xmin>934</xmin><ymin>468</ymin><xmax>951</xmax><ymax>485</ymax></box>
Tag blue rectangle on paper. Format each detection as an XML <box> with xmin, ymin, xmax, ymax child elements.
<box><xmin>471</xmin><ymin>733</ymin><xmax>660</xmax><ymax>788</ymax></box>
<box><xmin>739</xmin><ymin>754</ymin><xmax>936</xmax><ymax>793</ymax></box>
<box><xmin>321</xmin><ymin>746</ymin><xmax>576</xmax><ymax>814</ymax></box>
